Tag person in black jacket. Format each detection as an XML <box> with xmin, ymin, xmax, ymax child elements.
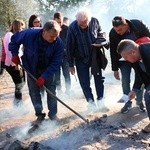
<box><xmin>109</xmin><ymin>16</ymin><xmax>150</xmax><ymax>113</ymax></box>
<box><xmin>117</xmin><ymin>39</ymin><xmax>150</xmax><ymax>133</ymax></box>
<box><xmin>53</xmin><ymin>12</ymin><xmax>71</xmax><ymax>96</ymax></box>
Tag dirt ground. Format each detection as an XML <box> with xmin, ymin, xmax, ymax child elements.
<box><xmin>0</xmin><ymin>68</ymin><xmax>150</xmax><ymax>150</ymax></box>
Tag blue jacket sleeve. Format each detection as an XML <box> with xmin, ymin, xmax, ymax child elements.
<box><xmin>41</xmin><ymin>39</ymin><xmax>64</xmax><ymax>80</ymax></box>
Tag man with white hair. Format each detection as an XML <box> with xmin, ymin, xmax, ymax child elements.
<box><xmin>66</xmin><ymin>9</ymin><xmax>108</xmax><ymax>108</ymax></box>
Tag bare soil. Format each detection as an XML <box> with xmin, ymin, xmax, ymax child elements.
<box><xmin>0</xmin><ymin>69</ymin><xmax>150</xmax><ymax>150</ymax></box>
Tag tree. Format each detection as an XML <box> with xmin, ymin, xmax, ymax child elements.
<box><xmin>0</xmin><ymin>0</ymin><xmax>89</xmax><ymax>37</ymax></box>
<box><xmin>0</xmin><ymin>0</ymin><xmax>39</xmax><ymax>32</ymax></box>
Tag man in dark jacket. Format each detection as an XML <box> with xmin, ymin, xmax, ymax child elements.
<box><xmin>66</xmin><ymin>9</ymin><xmax>108</xmax><ymax>110</ymax></box>
<box><xmin>117</xmin><ymin>39</ymin><xmax>150</xmax><ymax>133</ymax></box>
<box><xmin>9</xmin><ymin>20</ymin><xmax>64</xmax><ymax>122</ymax></box>
<box><xmin>109</xmin><ymin>16</ymin><xmax>150</xmax><ymax>113</ymax></box>
<box><xmin>53</xmin><ymin>12</ymin><xmax>71</xmax><ymax>96</ymax></box>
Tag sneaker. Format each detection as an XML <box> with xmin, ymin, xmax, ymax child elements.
<box><xmin>138</xmin><ymin>102</ymin><xmax>146</xmax><ymax>112</ymax></box>
<box><xmin>142</xmin><ymin>123</ymin><xmax>150</xmax><ymax>133</ymax></box>
<box><xmin>121</xmin><ymin>101</ymin><xmax>132</xmax><ymax>114</ymax></box>
<box><xmin>118</xmin><ymin>94</ymin><xmax>129</xmax><ymax>103</ymax></box>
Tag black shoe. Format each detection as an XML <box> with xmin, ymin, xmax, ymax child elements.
<box><xmin>138</xmin><ymin>102</ymin><xmax>145</xmax><ymax>112</ymax></box>
<box><xmin>33</xmin><ymin>113</ymin><xmax>46</xmax><ymax>124</ymax></box>
<box><xmin>121</xmin><ymin>101</ymin><xmax>132</xmax><ymax>114</ymax></box>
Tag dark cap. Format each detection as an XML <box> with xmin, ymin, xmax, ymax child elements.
<box><xmin>112</xmin><ymin>16</ymin><xmax>126</xmax><ymax>27</ymax></box>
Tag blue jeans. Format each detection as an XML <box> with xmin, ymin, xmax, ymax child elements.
<box><xmin>76</xmin><ymin>60</ymin><xmax>104</xmax><ymax>102</ymax></box>
<box><xmin>120</xmin><ymin>61</ymin><xmax>143</xmax><ymax>105</ymax></box>
<box><xmin>27</xmin><ymin>74</ymin><xmax>57</xmax><ymax>118</ymax></box>
<box><xmin>55</xmin><ymin>56</ymin><xmax>71</xmax><ymax>91</ymax></box>
<box><xmin>144</xmin><ymin>85</ymin><xmax>150</xmax><ymax>118</ymax></box>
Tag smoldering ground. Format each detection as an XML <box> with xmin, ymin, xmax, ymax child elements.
<box><xmin>1</xmin><ymin>0</ymin><xmax>150</xmax><ymax>149</ymax></box>
<box><xmin>0</xmin><ymin>63</ymin><xmax>150</xmax><ymax>150</ymax></box>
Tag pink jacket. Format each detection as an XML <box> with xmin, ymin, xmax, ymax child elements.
<box><xmin>3</xmin><ymin>32</ymin><xmax>15</xmax><ymax>66</ymax></box>
<box><xmin>2</xmin><ymin>32</ymin><xmax>23</xmax><ymax>66</ymax></box>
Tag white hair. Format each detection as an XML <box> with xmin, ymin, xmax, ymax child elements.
<box><xmin>75</xmin><ymin>9</ymin><xmax>91</xmax><ymax>22</ymax></box>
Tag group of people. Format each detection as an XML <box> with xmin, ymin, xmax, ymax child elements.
<box><xmin>1</xmin><ymin>9</ymin><xmax>150</xmax><ymax>133</ymax></box>
<box><xmin>110</xmin><ymin>16</ymin><xmax>150</xmax><ymax>132</ymax></box>
<box><xmin>110</xmin><ymin>16</ymin><xmax>150</xmax><ymax>113</ymax></box>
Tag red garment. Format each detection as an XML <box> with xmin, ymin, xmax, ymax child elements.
<box><xmin>1</xmin><ymin>40</ymin><xmax>6</xmax><ymax>62</ymax></box>
<box><xmin>36</xmin><ymin>77</ymin><xmax>45</xmax><ymax>87</ymax></box>
<box><xmin>135</xmin><ymin>36</ymin><xmax>150</xmax><ymax>44</ymax></box>
<box><xmin>11</xmin><ymin>56</ymin><xmax>20</xmax><ymax>65</ymax></box>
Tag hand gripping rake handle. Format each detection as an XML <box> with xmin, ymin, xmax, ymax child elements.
<box><xmin>19</xmin><ymin>64</ymin><xmax>89</xmax><ymax>123</ymax></box>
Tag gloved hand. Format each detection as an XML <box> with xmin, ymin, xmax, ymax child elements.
<box><xmin>11</xmin><ymin>56</ymin><xmax>20</xmax><ymax>65</ymax></box>
<box><xmin>36</xmin><ymin>77</ymin><xmax>45</xmax><ymax>87</ymax></box>
<box><xmin>0</xmin><ymin>61</ymin><xmax>5</xmax><ymax>75</ymax></box>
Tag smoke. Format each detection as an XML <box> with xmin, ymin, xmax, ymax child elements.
<box><xmin>0</xmin><ymin>98</ymin><xmax>32</xmax><ymax>123</ymax></box>
<box><xmin>59</xmin><ymin>0</ymin><xmax>150</xmax><ymax>35</ymax></box>
<box><xmin>1</xmin><ymin>0</ymin><xmax>149</xmax><ymax>148</ymax></box>
<box><xmin>89</xmin><ymin>0</ymin><xmax>150</xmax><ymax>33</ymax></box>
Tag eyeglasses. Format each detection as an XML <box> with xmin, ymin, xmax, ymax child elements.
<box><xmin>33</xmin><ymin>21</ymin><xmax>41</xmax><ymax>24</ymax></box>
<box><xmin>112</xmin><ymin>19</ymin><xmax>123</xmax><ymax>27</ymax></box>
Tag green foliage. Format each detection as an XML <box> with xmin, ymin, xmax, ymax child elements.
<box><xmin>0</xmin><ymin>0</ymin><xmax>38</xmax><ymax>32</ymax></box>
<box><xmin>0</xmin><ymin>0</ymin><xmax>88</xmax><ymax>37</ymax></box>
<box><xmin>0</xmin><ymin>0</ymin><xmax>90</xmax><ymax>48</ymax></box>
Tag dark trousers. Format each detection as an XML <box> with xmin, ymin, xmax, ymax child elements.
<box><xmin>55</xmin><ymin>56</ymin><xmax>71</xmax><ymax>91</ymax></box>
<box><xmin>144</xmin><ymin>84</ymin><xmax>150</xmax><ymax>118</ymax></box>
<box><xmin>27</xmin><ymin>74</ymin><xmax>57</xmax><ymax>118</ymax></box>
<box><xmin>120</xmin><ymin>61</ymin><xmax>143</xmax><ymax>104</ymax></box>
<box><xmin>75</xmin><ymin>60</ymin><xmax>104</xmax><ymax>102</ymax></box>
<box><xmin>5</xmin><ymin>65</ymin><xmax>25</xmax><ymax>100</ymax></box>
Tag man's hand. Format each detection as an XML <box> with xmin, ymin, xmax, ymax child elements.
<box><xmin>128</xmin><ymin>91</ymin><xmax>136</xmax><ymax>100</ymax></box>
<box><xmin>36</xmin><ymin>77</ymin><xmax>45</xmax><ymax>87</ymax></box>
<box><xmin>69</xmin><ymin>67</ymin><xmax>75</xmax><ymax>75</ymax></box>
<box><xmin>114</xmin><ymin>71</ymin><xmax>120</xmax><ymax>80</ymax></box>
<box><xmin>11</xmin><ymin>56</ymin><xmax>20</xmax><ymax>65</ymax></box>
